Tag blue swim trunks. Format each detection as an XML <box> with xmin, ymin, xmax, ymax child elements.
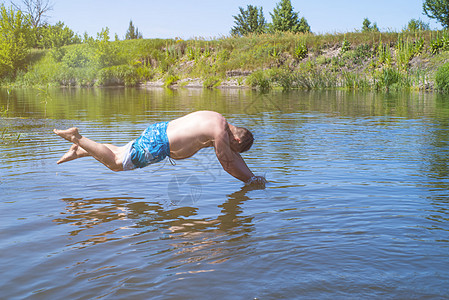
<box><xmin>122</xmin><ymin>121</ymin><xmax>170</xmax><ymax>170</ymax></box>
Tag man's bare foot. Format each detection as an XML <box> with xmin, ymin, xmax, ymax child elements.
<box><xmin>57</xmin><ymin>144</ymin><xmax>89</xmax><ymax>164</ymax></box>
<box><xmin>53</xmin><ymin>127</ymin><xmax>82</xmax><ymax>143</ymax></box>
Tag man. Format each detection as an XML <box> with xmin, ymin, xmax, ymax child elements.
<box><xmin>54</xmin><ymin>110</ymin><xmax>266</xmax><ymax>185</ymax></box>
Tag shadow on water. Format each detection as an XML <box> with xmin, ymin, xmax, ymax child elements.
<box><xmin>53</xmin><ymin>185</ymin><xmax>263</xmax><ymax>251</ymax></box>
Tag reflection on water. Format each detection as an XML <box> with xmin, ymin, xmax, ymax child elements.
<box><xmin>2</xmin><ymin>88</ymin><xmax>449</xmax><ymax>299</ymax></box>
<box><xmin>53</xmin><ymin>184</ymin><xmax>258</xmax><ymax>251</ymax></box>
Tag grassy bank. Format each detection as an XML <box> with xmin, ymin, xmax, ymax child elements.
<box><xmin>3</xmin><ymin>30</ymin><xmax>449</xmax><ymax>92</ymax></box>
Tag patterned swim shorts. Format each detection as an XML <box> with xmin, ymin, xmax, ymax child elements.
<box><xmin>122</xmin><ymin>121</ymin><xmax>170</xmax><ymax>170</ymax></box>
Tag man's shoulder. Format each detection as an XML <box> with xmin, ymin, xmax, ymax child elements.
<box><xmin>187</xmin><ymin>111</ymin><xmax>227</xmax><ymax>126</ymax></box>
<box><xmin>193</xmin><ymin>110</ymin><xmax>225</xmax><ymax>119</ymax></box>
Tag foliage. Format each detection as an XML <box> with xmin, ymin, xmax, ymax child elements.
<box><xmin>395</xmin><ymin>37</ymin><xmax>424</xmax><ymax>70</ymax></box>
<box><xmin>164</xmin><ymin>74</ymin><xmax>179</xmax><ymax>87</ymax></box>
<box><xmin>429</xmin><ymin>32</ymin><xmax>449</xmax><ymax>54</ymax></box>
<box><xmin>404</xmin><ymin>19</ymin><xmax>431</xmax><ymax>32</ymax></box>
<box><xmin>436</xmin><ymin>62</ymin><xmax>449</xmax><ymax>92</ymax></box>
<box><xmin>61</xmin><ymin>44</ymin><xmax>90</xmax><ymax>68</ymax></box>
<box><xmin>423</xmin><ymin>0</ymin><xmax>449</xmax><ymax>28</ymax></box>
<box><xmin>362</xmin><ymin>18</ymin><xmax>379</xmax><ymax>32</ymax></box>
<box><xmin>97</xmin><ymin>64</ymin><xmax>140</xmax><ymax>86</ymax></box>
<box><xmin>125</xmin><ymin>20</ymin><xmax>143</xmax><ymax>40</ymax></box>
<box><xmin>36</xmin><ymin>21</ymin><xmax>81</xmax><ymax>48</ymax></box>
<box><xmin>293</xmin><ymin>41</ymin><xmax>308</xmax><ymax>60</ymax></box>
<box><xmin>0</xmin><ymin>4</ymin><xmax>34</xmax><ymax>77</ymax></box>
<box><xmin>341</xmin><ymin>37</ymin><xmax>351</xmax><ymax>53</ymax></box>
<box><xmin>89</xmin><ymin>27</ymin><xmax>124</xmax><ymax>68</ymax></box>
<box><xmin>203</xmin><ymin>76</ymin><xmax>221</xmax><ymax>88</ymax></box>
<box><xmin>374</xmin><ymin>67</ymin><xmax>411</xmax><ymax>92</ymax></box>
<box><xmin>269</xmin><ymin>0</ymin><xmax>311</xmax><ymax>33</ymax></box>
<box><xmin>231</xmin><ymin>5</ymin><xmax>266</xmax><ymax>36</ymax></box>
<box><xmin>246</xmin><ymin>70</ymin><xmax>271</xmax><ymax>91</ymax></box>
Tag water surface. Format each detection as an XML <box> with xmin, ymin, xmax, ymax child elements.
<box><xmin>1</xmin><ymin>88</ymin><xmax>449</xmax><ymax>299</ymax></box>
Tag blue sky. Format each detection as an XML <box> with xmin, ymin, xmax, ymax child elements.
<box><xmin>28</xmin><ymin>0</ymin><xmax>442</xmax><ymax>39</ymax></box>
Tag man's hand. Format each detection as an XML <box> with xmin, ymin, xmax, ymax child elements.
<box><xmin>245</xmin><ymin>176</ymin><xmax>267</xmax><ymax>187</ymax></box>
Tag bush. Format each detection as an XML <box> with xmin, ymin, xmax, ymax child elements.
<box><xmin>61</xmin><ymin>45</ymin><xmax>91</xmax><ymax>68</ymax></box>
<box><xmin>164</xmin><ymin>74</ymin><xmax>179</xmax><ymax>87</ymax></box>
<box><xmin>436</xmin><ymin>62</ymin><xmax>449</xmax><ymax>93</ymax></box>
<box><xmin>246</xmin><ymin>70</ymin><xmax>271</xmax><ymax>91</ymax></box>
<box><xmin>293</xmin><ymin>42</ymin><xmax>308</xmax><ymax>60</ymax></box>
<box><xmin>97</xmin><ymin>65</ymin><xmax>140</xmax><ymax>86</ymax></box>
<box><xmin>375</xmin><ymin>67</ymin><xmax>411</xmax><ymax>92</ymax></box>
<box><xmin>203</xmin><ymin>76</ymin><xmax>221</xmax><ymax>88</ymax></box>
<box><xmin>341</xmin><ymin>38</ymin><xmax>351</xmax><ymax>53</ymax></box>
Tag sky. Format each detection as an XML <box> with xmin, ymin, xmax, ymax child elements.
<box><xmin>14</xmin><ymin>0</ymin><xmax>442</xmax><ymax>39</ymax></box>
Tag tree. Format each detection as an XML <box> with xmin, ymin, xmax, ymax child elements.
<box><xmin>298</xmin><ymin>17</ymin><xmax>311</xmax><ymax>33</ymax></box>
<box><xmin>37</xmin><ymin>21</ymin><xmax>80</xmax><ymax>48</ymax></box>
<box><xmin>270</xmin><ymin>0</ymin><xmax>311</xmax><ymax>33</ymax></box>
<box><xmin>362</xmin><ymin>18</ymin><xmax>379</xmax><ymax>32</ymax></box>
<box><xmin>231</xmin><ymin>5</ymin><xmax>266</xmax><ymax>36</ymax></box>
<box><xmin>423</xmin><ymin>0</ymin><xmax>449</xmax><ymax>28</ymax></box>
<box><xmin>11</xmin><ymin>0</ymin><xmax>53</xmax><ymax>28</ymax></box>
<box><xmin>0</xmin><ymin>4</ymin><xmax>33</xmax><ymax>77</ymax></box>
<box><xmin>90</xmin><ymin>27</ymin><xmax>122</xmax><ymax>68</ymax></box>
<box><xmin>405</xmin><ymin>18</ymin><xmax>431</xmax><ymax>32</ymax></box>
<box><xmin>125</xmin><ymin>20</ymin><xmax>142</xmax><ymax>40</ymax></box>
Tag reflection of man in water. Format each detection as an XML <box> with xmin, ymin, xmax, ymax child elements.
<box><xmin>54</xmin><ymin>110</ymin><xmax>266</xmax><ymax>185</ymax></box>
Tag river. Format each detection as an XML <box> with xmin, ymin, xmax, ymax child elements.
<box><xmin>1</xmin><ymin>87</ymin><xmax>449</xmax><ymax>299</ymax></box>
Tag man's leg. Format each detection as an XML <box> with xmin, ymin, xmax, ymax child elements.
<box><xmin>57</xmin><ymin>144</ymin><xmax>90</xmax><ymax>164</ymax></box>
<box><xmin>53</xmin><ymin>127</ymin><xmax>124</xmax><ymax>171</ymax></box>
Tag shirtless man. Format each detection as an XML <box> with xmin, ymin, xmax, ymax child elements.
<box><xmin>53</xmin><ymin>111</ymin><xmax>266</xmax><ymax>185</ymax></box>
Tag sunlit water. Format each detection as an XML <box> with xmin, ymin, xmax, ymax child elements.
<box><xmin>1</xmin><ymin>88</ymin><xmax>449</xmax><ymax>299</ymax></box>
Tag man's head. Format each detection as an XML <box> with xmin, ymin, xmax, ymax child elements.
<box><xmin>229</xmin><ymin>125</ymin><xmax>254</xmax><ymax>153</ymax></box>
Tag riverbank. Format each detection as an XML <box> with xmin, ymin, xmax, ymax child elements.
<box><xmin>3</xmin><ymin>31</ymin><xmax>449</xmax><ymax>92</ymax></box>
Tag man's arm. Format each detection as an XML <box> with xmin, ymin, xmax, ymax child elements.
<box><xmin>214</xmin><ymin>129</ymin><xmax>262</xmax><ymax>184</ymax></box>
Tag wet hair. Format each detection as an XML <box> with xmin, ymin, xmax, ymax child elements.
<box><xmin>232</xmin><ymin>126</ymin><xmax>254</xmax><ymax>153</ymax></box>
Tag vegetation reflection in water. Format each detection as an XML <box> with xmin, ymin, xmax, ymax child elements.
<box><xmin>2</xmin><ymin>87</ymin><xmax>449</xmax><ymax>120</ymax></box>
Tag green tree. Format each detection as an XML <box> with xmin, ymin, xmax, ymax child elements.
<box><xmin>362</xmin><ymin>18</ymin><xmax>379</xmax><ymax>32</ymax></box>
<box><xmin>423</xmin><ymin>0</ymin><xmax>449</xmax><ymax>28</ymax></box>
<box><xmin>0</xmin><ymin>4</ymin><xmax>33</xmax><ymax>77</ymax></box>
<box><xmin>125</xmin><ymin>20</ymin><xmax>142</xmax><ymax>40</ymax></box>
<box><xmin>298</xmin><ymin>17</ymin><xmax>311</xmax><ymax>33</ymax></box>
<box><xmin>231</xmin><ymin>5</ymin><xmax>266</xmax><ymax>36</ymax></box>
<box><xmin>89</xmin><ymin>27</ymin><xmax>123</xmax><ymax>68</ymax></box>
<box><xmin>404</xmin><ymin>18</ymin><xmax>431</xmax><ymax>32</ymax></box>
<box><xmin>37</xmin><ymin>21</ymin><xmax>80</xmax><ymax>48</ymax></box>
<box><xmin>270</xmin><ymin>0</ymin><xmax>311</xmax><ymax>33</ymax></box>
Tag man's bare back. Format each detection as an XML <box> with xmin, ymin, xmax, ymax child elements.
<box><xmin>167</xmin><ymin>111</ymin><xmax>223</xmax><ymax>159</ymax></box>
<box><xmin>54</xmin><ymin>111</ymin><xmax>266</xmax><ymax>185</ymax></box>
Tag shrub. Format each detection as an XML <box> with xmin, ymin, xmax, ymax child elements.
<box><xmin>164</xmin><ymin>74</ymin><xmax>179</xmax><ymax>87</ymax></box>
<box><xmin>375</xmin><ymin>67</ymin><xmax>411</xmax><ymax>92</ymax></box>
<box><xmin>246</xmin><ymin>69</ymin><xmax>271</xmax><ymax>91</ymax></box>
<box><xmin>203</xmin><ymin>76</ymin><xmax>222</xmax><ymax>88</ymax></box>
<box><xmin>341</xmin><ymin>38</ymin><xmax>351</xmax><ymax>53</ymax></box>
<box><xmin>97</xmin><ymin>65</ymin><xmax>140</xmax><ymax>86</ymax></box>
<box><xmin>61</xmin><ymin>45</ymin><xmax>91</xmax><ymax>68</ymax></box>
<box><xmin>436</xmin><ymin>62</ymin><xmax>449</xmax><ymax>93</ymax></box>
<box><xmin>293</xmin><ymin>42</ymin><xmax>308</xmax><ymax>60</ymax></box>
